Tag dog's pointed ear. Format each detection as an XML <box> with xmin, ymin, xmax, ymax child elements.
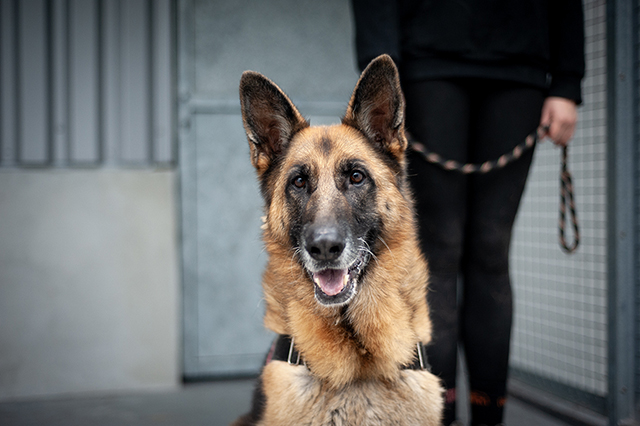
<box><xmin>343</xmin><ymin>54</ymin><xmax>407</xmax><ymax>161</ymax></box>
<box><xmin>239</xmin><ymin>71</ymin><xmax>309</xmax><ymax>174</ymax></box>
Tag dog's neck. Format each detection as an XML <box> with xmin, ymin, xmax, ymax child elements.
<box><xmin>262</xmin><ymin>237</ymin><xmax>431</xmax><ymax>389</ymax></box>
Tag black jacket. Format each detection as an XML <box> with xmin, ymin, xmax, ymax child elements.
<box><xmin>352</xmin><ymin>0</ymin><xmax>585</xmax><ymax>103</ymax></box>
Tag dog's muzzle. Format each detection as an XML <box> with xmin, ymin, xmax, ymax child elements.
<box><xmin>303</xmin><ymin>223</ymin><xmax>370</xmax><ymax>307</ymax></box>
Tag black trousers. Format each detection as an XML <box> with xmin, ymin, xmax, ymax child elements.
<box><xmin>404</xmin><ymin>79</ymin><xmax>545</xmax><ymax>425</ymax></box>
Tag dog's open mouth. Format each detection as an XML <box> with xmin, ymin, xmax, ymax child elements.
<box><xmin>311</xmin><ymin>251</ymin><xmax>369</xmax><ymax>307</ymax></box>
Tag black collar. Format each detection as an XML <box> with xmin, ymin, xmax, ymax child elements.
<box><xmin>269</xmin><ymin>334</ymin><xmax>430</xmax><ymax>371</ymax></box>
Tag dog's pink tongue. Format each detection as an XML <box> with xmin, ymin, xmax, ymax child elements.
<box><xmin>313</xmin><ymin>269</ymin><xmax>348</xmax><ymax>296</ymax></box>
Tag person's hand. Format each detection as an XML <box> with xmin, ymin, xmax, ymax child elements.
<box><xmin>539</xmin><ymin>97</ymin><xmax>578</xmax><ymax>147</ymax></box>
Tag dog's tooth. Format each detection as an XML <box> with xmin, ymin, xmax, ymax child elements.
<box><xmin>342</xmin><ymin>273</ymin><xmax>349</xmax><ymax>286</ymax></box>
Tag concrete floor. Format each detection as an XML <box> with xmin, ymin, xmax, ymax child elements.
<box><xmin>0</xmin><ymin>378</ymin><xmax>573</xmax><ymax>426</ymax></box>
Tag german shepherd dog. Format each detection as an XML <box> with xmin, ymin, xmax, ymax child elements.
<box><xmin>233</xmin><ymin>55</ymin><xmax>443</xmax><ymax>426</ymax></box>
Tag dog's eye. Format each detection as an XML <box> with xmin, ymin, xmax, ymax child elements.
<box><xmin>350</xmin><ymin>170</ymin><xmax>365</xmax><ymax>185</ymax></box>
<box><xmin>292</xmin><ymin>176</ymin><xmax>306</xmax><ymax>189</ymax></box>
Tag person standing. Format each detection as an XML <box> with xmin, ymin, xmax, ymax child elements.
<box><xmin>350</xmin><ymin>1</ymin><xmax>585</xmax><ymax>425</ymax></box>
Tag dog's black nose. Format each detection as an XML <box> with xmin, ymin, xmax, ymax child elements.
<box><xmin>305</xmin><ymin>225</ymin><xmax>345</xmax><ymax>262</ymax></box>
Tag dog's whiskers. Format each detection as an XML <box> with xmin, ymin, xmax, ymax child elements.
<box><xmin>287</xmin><ymin>246</ymin><xmax>308</xmax><ymax>281</ymax></box>
<box><xmin>357</xmin><ymin>237</ymin><xmax>371</xmax><ymax>250</ymax></box>
<box><xmin>288</xmin><ymin>246</ymin><xmax>302</xmax><ymax>269</ymax></box>
<box><xmin>357</xmin><ymin>237</ymin><xmax>378</xmax><ymax>265</ymax></box>
<box><xmin>377</xmin><ymin>236</ymin><xmax>395</xmax><ymax>260</ymax></box>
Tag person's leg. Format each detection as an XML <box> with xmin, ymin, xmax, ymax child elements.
<box><xmin>461</xmin><ymin>81</ymin><xmax>545</xmax><ymax>426</ymax></box>
<box><xmin>404</xmin><ymin>79</ymin><xmax>470</xmax><ymax>426</ymax></box>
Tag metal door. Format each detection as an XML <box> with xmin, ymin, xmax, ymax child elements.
<box><xmin>178</xmin><ymin>0</ymin><xmax>359</xmax><ymax>378</ymax></box>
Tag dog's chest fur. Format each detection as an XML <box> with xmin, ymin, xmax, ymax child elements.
<box><xmin>259</xmin><ymin>362</ymin><xmax>443</xmax><ymax>426</ymax></box>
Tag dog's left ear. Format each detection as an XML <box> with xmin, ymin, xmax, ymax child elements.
<box><xmin>240</xmin><ymin>71</ymin><xmax>309</xmax><ymax>174</ymax></box>
<box><xmin>343</xmin><ymin>54</ymin><xmax>407</xmax><ymax>162</ymax></box>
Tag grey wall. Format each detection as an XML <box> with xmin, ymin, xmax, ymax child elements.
<box><xmin>0</xmin><ymin>170</ymin><xmax>180</xmax><ymax>400</ymax></box>
<box><xmin>0</xmin><ymin>0</ymin><xmax>180</xmax><ymax>400</ymax></box>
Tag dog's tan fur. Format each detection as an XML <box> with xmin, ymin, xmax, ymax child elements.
<box><xmin>234</xmin><ymin>55</ymin><xmax>443</xmax><ymax>426</ymax></box>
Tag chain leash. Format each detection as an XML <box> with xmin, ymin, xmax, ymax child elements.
<box><xmin>559</xmin><ymin>146</ymin><xmax>580</xmax><ymax>253</ymax></box>
<box><xmin>408</xmin><ymin>127</ymin><xmax>580</xmax><ymax>254</ymax></box>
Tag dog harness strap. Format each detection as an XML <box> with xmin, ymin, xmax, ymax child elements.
<box><xmin>271</xmin><ymin>335</ymin><xmax>430</xmax><ymax>371</ymax></box>
<box><xmin>270</xmin><ymin>335</ymin><xmax>303</xmax><ymax>366</ymax></box>
<box><xmin>405</xmin><ymin>342</ymin><xmax>431</xmax><ymax>371</ymax></box>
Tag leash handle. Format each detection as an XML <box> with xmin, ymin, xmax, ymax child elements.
<box><xmin>559</xmin><ymin>145</ymin><xmax>580</xmax><ymax>253</ymax></box>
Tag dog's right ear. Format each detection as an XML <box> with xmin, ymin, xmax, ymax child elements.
<box><xmin>239</xmin><ymin>72</ymin><xmax>309</xmax><ymax>174</ymax></box>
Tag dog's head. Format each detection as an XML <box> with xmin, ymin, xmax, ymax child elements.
<box><xmin>240</xmin><ymin>55</ymin><xmax>408</xmax><ymax>307</ymax></box>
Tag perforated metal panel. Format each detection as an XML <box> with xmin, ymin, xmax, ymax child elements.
<box><xmin>509</xmin><ymin>0</ymin><xmax>609</xmax><ymax>413</ymax></box>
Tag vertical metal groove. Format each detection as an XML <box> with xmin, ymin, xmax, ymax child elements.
<box><xmin>12</xmin><ymin>0</ymin><xmax>19</xmax><ymax>166</ymax></box>
<box><xmin>14</xmin><ymin>0</ymin><xmax>22</xmax><ymax>165</ymax></box>
<box><xmin>102</xmin><ymin>0</ymin><xmax>120</xmax><ymax>166</ymax></box>
<box><xmin>69</xmin><ymin>0</ymin><xmax>101</xmax><ymax>165</ymax></box>
<box><xmin>46</xmin><ymin>0</ymin><xmax>53</xmax><ymax>166</ymax></box>
<box><xmin>65</xmin><ymin>0</ymin><xmax>70</xmax><ymax>165</ymax></box>
<box><xmin>170</xmin><ymin>0</ymin><xmax>178</xmax><ymax>166</ymax></box>
<box><xmin>96</xmin><ymin>0</ymin><xmax>104</xmax><ymax>165</ymax></box>
<box><xmin>147</xmin><ymin>0</ymin><xmax>154</xmax><ymax>165</ymax></box>
<box><xmin>17</xmin><ymin>0</ymin><xmax>52</xmax><ymax>165</ymax></box>
<box><xmin>0</xmin><ymin>0</ymin><xmax>19</xmax><ymax>165</ymax></box>
<box><xmin>120</xmin><ymin>0</ymin><xmax>151</xmax><ymax>165</ymax></box>
<box><xmin>151</xmin><ymin>0</ymin><xmax>175</xmax><ymax>165</ymax></box>
<box><xmin>52</xmin><ymin>0</ymin><xmax>69</xmax><ymax>165</ymax></box>
<box><xmin>63</xmin><ymin>0</ymin><xmax>71</xmax><ymax>165</ymax></box>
